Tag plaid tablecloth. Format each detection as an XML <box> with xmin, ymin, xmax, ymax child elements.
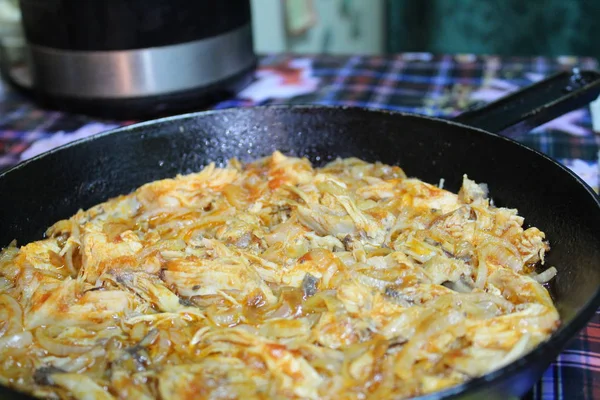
<box><xmin>0</xmin><ymin>53</ymin><xmax>599</xmax><ymax>399</ymax></box>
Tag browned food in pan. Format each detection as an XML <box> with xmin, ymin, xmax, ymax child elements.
<box><xmin>0</xmin><ymin>152</ymin><xmax>559</xmax><ymax>399</ymax></box>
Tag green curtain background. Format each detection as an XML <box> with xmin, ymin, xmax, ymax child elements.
<box><xmin>386</xmin><ymin>0</ymin><xmax>600</xmax><ymax>59</ymax></box>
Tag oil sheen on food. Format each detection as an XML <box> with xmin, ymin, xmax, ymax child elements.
<box><xmin>0</xmin><ymin>151</ymin><xmax>559</xmax><ymax>399</ymax></box>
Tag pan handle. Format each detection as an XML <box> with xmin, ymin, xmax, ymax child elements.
<box><xmin>451</xmin><ymin>69</ymin><xmax>600</xmax><ymax>137</ymax></box>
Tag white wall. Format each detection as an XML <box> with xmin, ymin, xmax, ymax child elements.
<box><xmin>250</xmin><ymin>0</ymin><xmax>384</xmax><ymax>55</ymax></box>
<box><xmin>250</xmin><ymin>0</ymin><xmax>287</xmax><ymax>53</ymax></box>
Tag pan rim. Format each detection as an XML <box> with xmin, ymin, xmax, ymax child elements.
<box><xmin>0</xmin><ymin>104</ymin><xmax>599</xmax><ymax>399</ymax></box>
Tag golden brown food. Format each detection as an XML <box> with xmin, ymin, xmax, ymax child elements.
<box><xmin>0</xmin><ymin>152</ymin><xmax>559</xmax><ymax>399</ymax></box>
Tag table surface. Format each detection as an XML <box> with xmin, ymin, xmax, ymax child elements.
<box><xmin>0</xmin><ymin>53</ymin><xmax>599</xmax><ymax>399</ymax></box>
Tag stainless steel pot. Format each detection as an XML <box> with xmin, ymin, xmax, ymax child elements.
<box><xmin>0</xmin><ymin>0</ymin><xmax>256</xmax><ymax>118</ymax></box>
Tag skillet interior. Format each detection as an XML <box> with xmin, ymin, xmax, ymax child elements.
<box><xmin>0</xmin><ymin>105</ymin><xmax>599</xmax><ymax>399</ymax></box>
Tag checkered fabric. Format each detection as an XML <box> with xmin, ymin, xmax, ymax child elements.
<box><xmin>0</xmin><ymin>53</ymin><xmax>599</xmax><ymax>399</ymax></box>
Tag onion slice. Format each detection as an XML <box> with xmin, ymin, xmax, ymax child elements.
<box><xmin>0</xmin><ymin>331</ymin><xmax>33</xmax><ymax>349</ymax></box>
<box><xmin>531</xmin><ymin>267</ymin><xmax>558</xmax><ymax>283</ymax></box>
<box><xmin>0</xmin><ymin>294</ymin><xmax>23</xmax><ymax>336</ymax></box>
<box><xmin>35</xmin><ymin>328</ymin><xmax>93</xmax><ymax>356</ymax></box>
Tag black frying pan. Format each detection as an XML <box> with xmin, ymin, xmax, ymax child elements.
<box><xmin>1</xmin><ymin>70</ymin><xmax>600</xmax><ymax>400</ymax></box>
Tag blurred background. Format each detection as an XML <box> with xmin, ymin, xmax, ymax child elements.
<box><xmin>2</xmin><ymin>0</ymin><xmax>599</xmax><ymax>62</ymax></box>
<box><xmin>251</xmin><ymin>0</ymin><xmax>600</xmax><ymax>58</ymax></box>
<box><xmin>0</xmin><ymin>0</ymin><xmax>598</xmax><ymax>190</ymax></box>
